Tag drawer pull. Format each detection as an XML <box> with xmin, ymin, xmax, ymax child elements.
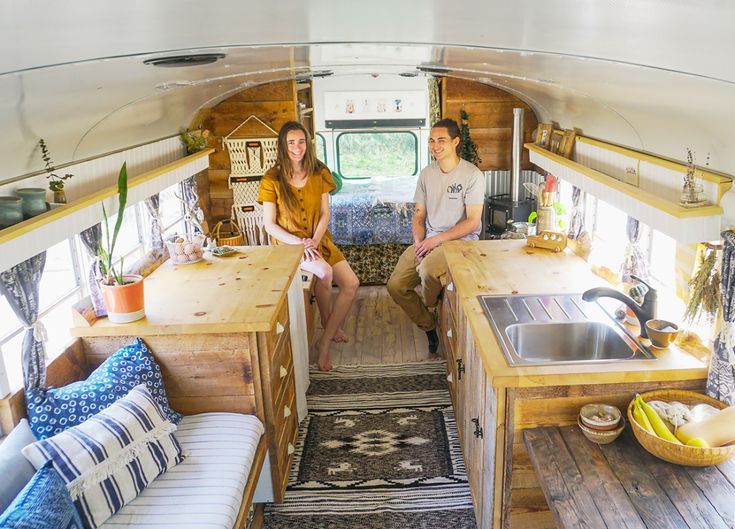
<box><xmin>457</xmin><ymin>358</ymin><xmax>465</xmax><ymax>380</ymax></box>
<box><xmin>309</xmin><ymin>294</ymin><xmax>316</xmax><ymax>305</ymax></box>
<box><xmin>280</xmin><ymin>365</ymin><xmax>288</xmax><ymax>378</ymax></box>
<box><xmin>447</xmin><ymin>373</ymin><xmax>453</xmax><ymax>383</ymax></box>
<box><xmin>472</xmin><ymin>417</ymin><xmax>484</xmax><ymax>439</ymax></box>
<box><xmin>447</xmin><ymin>282</ymin><xmax>454</xmax><ymax>292</ymax></box>
<box><xmin>447</xmin><ymin>328</ymin><xmax>453</xmax><ymax>338</ymax></box>
<box><xmin>284</xmin><ymin>405</ymin><xmax>292</xmax><ymax>418</ymax></box>
<box><xmin>287</xmin><ymin>443</ymin><xmax>295</xmax><ymax>455</ymax></box>
<box><xmin>276</xmin><ymin>322</ymin><xmax>285</xmax><ymax>335</ymax></box>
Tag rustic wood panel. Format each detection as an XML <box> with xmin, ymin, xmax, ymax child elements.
<box><xmin>82</xmin><ymin>334</ymin><xmax>256</xmax><ymax>398</ymax></box>
<box><xmin>508</xmin><ymin>488</ymin><xmax>557</xmax><ymax>529</ymax></box>
<box><xmin>525</xmin><ymin>426</ymin><xmax>735</xmax><ymax>529</ymax></box>
<box><xmin>227</xmin><ymin>81</ymin><xmax>295</xmax><ymax>102</ymax></box>
<box><xmin>441</xmin><ymin>78</ymin><xmax>538</xmax><ymax>171</ymax></box>
<box><xmin>0</xmin><ymin>339</ymin><xmax>88</xmax><ymax>432</ymax></box>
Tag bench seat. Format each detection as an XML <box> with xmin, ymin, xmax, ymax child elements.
<box><xmin>98</xmin><ymin>412</ymin><xmax>265</xmax><ymax>529</ymax></box>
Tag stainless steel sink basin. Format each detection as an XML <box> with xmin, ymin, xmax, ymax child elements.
<box><xmin>478</xmin><ymin>294</ymin><xmax>653</xmax><ymax>366</ymax></box>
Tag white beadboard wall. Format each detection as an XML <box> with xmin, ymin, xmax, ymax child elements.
<box><xmin>0</xmin><ymin>137</ymin><xmax>184</xmax><ymax>203</ymax></box>
<box><xmin>529</xmin><ymin>149</ymin><xmax>722</xmax><ymax>243</ymax></box>
<box><xmin>0</xmin><ymin>139</ymin><xmax>211</xmax><ymax>273</ymax></box>
<box><xmin>573</xmin><ymin>140</ymin><xmax>720</xmax><ymax>208</ymax></box>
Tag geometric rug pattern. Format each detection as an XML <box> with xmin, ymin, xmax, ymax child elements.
<box><xmin>263</xmin><ymin>361</ymin><xmax>477</xmax><ymax>529</ymax></box>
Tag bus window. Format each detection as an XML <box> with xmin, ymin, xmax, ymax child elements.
<box><xmin>336</xmin><ymin>131</ymin><xmax>418</xmax><ymax>179</ymax></box>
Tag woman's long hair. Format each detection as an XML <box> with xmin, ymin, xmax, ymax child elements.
<box><xmin>273</xmin><ymin>121</ymin><xmax>324</xmax><ymax>213</ymax></box>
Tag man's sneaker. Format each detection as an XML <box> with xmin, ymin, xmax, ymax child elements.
<box><xmin>426</xmin><ymin>328</ymin><xmax>439</xmax><ymax>354</ymax></box>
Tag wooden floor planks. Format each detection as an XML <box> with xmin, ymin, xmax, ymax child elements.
<box><xmin>314</xmin><ymin>286</ymin><xmax>438</xmax><ymax>367</ymax></box>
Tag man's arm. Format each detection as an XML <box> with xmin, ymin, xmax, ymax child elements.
<box><xmin>414</xmin><ymin>203</ymin><xmax>483</xmax><ymax>258</ymax></box>
<box><xmin>412</xmin><ymin>203</ymin><xmax>427</xmax><ymax>245</ymax></box>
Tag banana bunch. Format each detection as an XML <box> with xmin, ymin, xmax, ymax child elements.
<box><xmin>632</xmin><ymin>395</ymin><xmax>709</xmax><ymax>447</ymax></box>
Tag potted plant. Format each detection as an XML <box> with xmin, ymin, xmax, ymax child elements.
<box><xmin>38</xmin><ymin>138</ymin><xmax>73</xmax><ymax>204</ymax></box>
<box><xmin>98</xmin><ymin>162</ymin><xmax>145</xmax><ymax>323</ymax></box>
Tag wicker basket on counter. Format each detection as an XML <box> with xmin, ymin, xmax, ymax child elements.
<box><xmin>627</xmin><ymin>389</ymin><xmax>735</xmax><ymax>467</ymax></box>
<box><xmin>212</xmin><ymin>219</ymin><xmax>244</xmax><ymax>246</ymax></box>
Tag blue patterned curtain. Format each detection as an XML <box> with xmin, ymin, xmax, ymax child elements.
<box><xmin>79</xmin><ymin>224</ymin><xmax>107</xmax><ymax>317</ymax></box>
<box><xmin>567</xmin><ymin>186</ymin><xmax>585</xmax><ymax>240</ymax></box>
<box><xmin>706</xmin><ymin>231</ymin><xmax>735</xmax><ymax>405</ymax></box>
<box><xmin>181</xmin><ymin>175</ymin><xmax>205</xmax><ymax>236</ymax></box>
<box><xmin>620</xmin><ymin>216</ymin><xmax>649</xmax><ymax>283</ymax></box>
<box><xmin>144</xmin><ymin>194</ymin><xmax>164</xmax><ymax>250</ymax></box>
<box><xmin>0</xmin><ymin>253</ymin><xmax>47</xmax><ymax>388</ymax></box>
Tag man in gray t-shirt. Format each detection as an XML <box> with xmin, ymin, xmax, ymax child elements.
<box><xmin>387</xmin><ymin>119</ymin><xmax>485</xmax><ymax>354</ymax></box>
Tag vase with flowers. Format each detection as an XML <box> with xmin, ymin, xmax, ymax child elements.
<box><xmin>680</xmin><ymin>148</ymin><xmax>708</xmax><ymax>207</ymax></box>
<box><xmin>38</xmin><ymin>138</ymin><xmax>73</xmax><ymax>204</ymax></box>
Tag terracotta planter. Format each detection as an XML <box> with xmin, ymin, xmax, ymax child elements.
<box><xmin>100</xmin><ymin>274</ymin><xmax>145</xmax><ymax>323</ymax></box>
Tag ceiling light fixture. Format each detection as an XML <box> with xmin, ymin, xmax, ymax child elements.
<box><xmin>144</xmin><ymin>53</ymin><xmax>226</xmax><ymax>67</ymax></box>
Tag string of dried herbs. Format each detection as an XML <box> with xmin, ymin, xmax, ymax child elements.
<box><xmin>684</xmin><ymin>247</ymin><xmax>721</xmax><ymax>324</ymax></box>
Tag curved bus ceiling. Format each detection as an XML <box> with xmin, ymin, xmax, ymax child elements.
<box><xmin>2</xmin><ymin>0</ymin><xmax>734</xmax><ymax>182</ymax></box>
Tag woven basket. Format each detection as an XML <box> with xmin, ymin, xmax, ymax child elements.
<box><xmin>212</xmin><ymin>219</ymin><xmax>244</xmax><ymax>246</ymax></box>
<box><xmin>627</xmin><ymin>389</ymin><xmax>735</xmax><ymax>466</ymax></box>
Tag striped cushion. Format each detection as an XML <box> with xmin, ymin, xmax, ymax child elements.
<box><xmin>22</xmin><ymin>385</ymin><xmax>185</xmax><ymax>529</ymax></box>
<box><xmin>97</xmin><ymin>413</ymin><xmax>264</xmax><ymax>529</ymax></box>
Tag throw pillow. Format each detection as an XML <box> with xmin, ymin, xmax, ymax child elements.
<box><xmin>0</xmin><ymin>419</ymin><xmax>38</xmax><ymax>513</ymax></box>
<box><xmin>0</xmin><ymin>461</ymin><xmax>83</xmax><ymax>529</ymax></box>
<box><xmin>25</xmin><ymin>337</ymin><xmax>182</xmax><ymax>440</ymax></box>
<box><xmin>22</xmin><ymin>385</ymin><xmax>185</xmax><ymax>529</ymax></box>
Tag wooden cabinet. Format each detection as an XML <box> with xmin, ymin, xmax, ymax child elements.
<box><xmin>441</xmin><ymin>270</ymin><xmax>499</xmax><ymax>529</ymax></box>
<box><xmin>71</xmin><ymin>245</ymin><xmax>306</xmax><ymax>504</ymax></box>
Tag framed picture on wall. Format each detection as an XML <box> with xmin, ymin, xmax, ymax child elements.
<box><xmin>549</xmin><ymin>130</ymin><xmax>563</xmax><ymax>154</ymax></box>
<box><xmin>558</xmin><ymin>130</ymin><xmax>577</xmax><ymax>158</ymax></box>
<box><xmin>535</xmin><ymin>123</ymin><xmax>553</xmax><ymax>149</ymax></box>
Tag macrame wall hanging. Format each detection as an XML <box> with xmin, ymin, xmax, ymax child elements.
<box><xmin>223</xmin><ymin>115</ymin><xmax>278</xmax><ymax>245</ymax></box>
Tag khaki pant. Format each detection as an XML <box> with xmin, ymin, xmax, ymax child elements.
<box><xmin>387</xmin><ymin>245</ymin><xmax>447</xmax><ymax>331</ymax></box>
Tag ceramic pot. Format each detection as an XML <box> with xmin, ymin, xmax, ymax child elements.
<box><xmin>99</xmin><ymin>274</ymin><xmax>145</xmax><ymax>323</ymax></box>
<box><xmin>15</xmin><ymin>188</ymin><xmax>48</xmax><ymax>218</ymax></box>
<box><xmin>53</xmin><ymin>189</ymin><xmax>67</xmax><ymax>204</ymax></box>
<box><xmin>0</xmin><ymin>196</ymin><xmax>23</xmax><ymax>228</ymax></box>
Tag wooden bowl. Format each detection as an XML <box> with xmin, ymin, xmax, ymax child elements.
<box><xmin>580</xmin><ymin>403</ymin><xmax>622</xmax><ymax>430</ymax></box>
<box><xmin>577</xmin><ymin>415</ymin><xmax>625</xmax><ymax>444</ymax></box>
<box><xmin>645</xmin><ymin>319</ymin><xmax>680</xmax><ymax>349</ymax></box>
<box><xmin>627</xmin><ymin>390</ymin><xmax>735</xmax><ymax>466</ymax></box>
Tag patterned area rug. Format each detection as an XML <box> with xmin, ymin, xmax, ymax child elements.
<box><xmin>263</xmin><ymin>362</ymin><xmax>477</xmax><ymax>529</ymax></box>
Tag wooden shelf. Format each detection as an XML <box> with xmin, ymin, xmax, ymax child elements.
<box><xmin>526</xmin><ymin>143</ymin><xmax>724</xmax><ymax>242</ymax></box>
<box><xmin>0</xmin><ymin>149</ymin><xmax>213</xmax><ymax>272</ymax></box>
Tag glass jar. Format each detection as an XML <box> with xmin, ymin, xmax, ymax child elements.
<box><xmin>15</xmin><ymin>188</ymin><xmax>48</xmax><ymax>218</ymax></box>
<box><xmin>0</xmin><ymin>196</ymin><xmax>23</xmax><ymax>228</ymax></box>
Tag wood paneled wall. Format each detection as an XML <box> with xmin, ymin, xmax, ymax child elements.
<box><xmin>199</xmin><ymin>81</ymin><xmax>298</xmax><ymax>223</ymax></box>
<box><xmin>441</xmin><ymin>78</ymin><xmax>538</xmax><ymax>172</ymax></box>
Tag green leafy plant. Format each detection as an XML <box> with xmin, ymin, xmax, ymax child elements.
<box><xmin>38</xmin><ymin>138</ymin><xmax>73</xmax><ymax>192</ymax></box>
<box><xmin>180</xmin><ymin>128</ymin><xmax>211</xmax><ymax>154</ymax></box>
<box><xmin>459</xmin><ymin>109</ymin><xmax>482</xmax><ymax>167</ymax></box>
<box><xmin>99</xmin><ymin>163</ymin><xmax>129</xmax><ymax>286</ymax></box>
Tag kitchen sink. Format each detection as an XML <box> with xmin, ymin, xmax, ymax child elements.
<box><xmin>478</xmin><ymin>294</ymin><xmax>654</xmax><ymax>366</ymax></box>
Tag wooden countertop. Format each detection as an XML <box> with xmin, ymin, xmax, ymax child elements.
<box><xmin>71</xmin><ymin>244</ymin><xmax>303</xmax><ymax>337</ymax></box>
<box><xmin>523</xmin><ymin>426</ymin><xmax>735</xmax><ymax>529</ymax></box>
<box><xmin>443</xmin><ymin>240</ymin><xmax>707</xmax><ymax>388</ymax></box>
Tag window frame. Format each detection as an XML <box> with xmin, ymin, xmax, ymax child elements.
<box><xmin>335</xmin><ymin>130</ymin><xmax>419</xmax><ymax>180</ymax></box>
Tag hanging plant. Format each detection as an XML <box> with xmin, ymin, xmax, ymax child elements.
<box><xmin>459</xmin><ymin>109</ymin><xmax>482</xmax><ymax>167</ymax></box>
<box><xmin>684</xmin><ymin>245</ymin><xmax>721</xmax><ymax>325</ymax></box>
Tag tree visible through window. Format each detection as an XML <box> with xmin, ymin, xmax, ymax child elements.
<box><xmin>337</xmin><ymin>132</ymin><xmax>417</xmax><ymax>179</ymax></box>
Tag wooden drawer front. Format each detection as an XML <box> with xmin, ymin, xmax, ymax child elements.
<box><xmin>274</xmin><ymin>369</ymin><xmax>296</xmax><ymax>438</ymax></box>
<box><xmin>276</xmin><ymin>389</ymin><xmax>299</xmax><ymax>493</ymax></box>
<box><xmin>265</xmin><ymin>301</ymin><xmax>290</xmax><ymax>357</ymax></box>
<box><xmin>270</xmin><ymin>336</ymin><xmax>294</xmax><ymax>404</ymax></box>
<box><xmin>444</xmin><ymin>273</ymin><xmax>458</xmax><ymax>320</ymax></box>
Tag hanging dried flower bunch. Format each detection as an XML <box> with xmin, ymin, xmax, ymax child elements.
<box><xmin>684</xmin><ymin>245</ymin><xmax>721</xmax><ymax>324</ymax></box>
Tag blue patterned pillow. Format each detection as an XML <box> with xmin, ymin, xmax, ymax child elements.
<box><xmin>0</xmin><ymin>461</ymin><xmax>83</xmax><ymax>529</ymax></box>
<box><xmin>22</xmin><ymin>385</ymin><xmax>185</xmax><ymax>529</ymax></box>
<box><xmin>26</xmin><ymin>338</ymin><xmax>182</xmax><ymax>440</ymax></box>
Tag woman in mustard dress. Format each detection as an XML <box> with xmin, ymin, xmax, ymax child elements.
<box><xmin>258</xmin><ymin>121</ymin><xmax>359</xmax><ymax>371</ymax></box>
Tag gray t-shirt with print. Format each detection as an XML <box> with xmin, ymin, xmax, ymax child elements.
<box><xmin>413</xmin><ymin>159</ymin><xmax>485</xmax><ymax>240</ymax></box>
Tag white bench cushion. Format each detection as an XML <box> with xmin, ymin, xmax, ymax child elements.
<box><xmin>97</xmin><ymin>413</ymin><xmax>264</xmax><ymax>529</ymax></box>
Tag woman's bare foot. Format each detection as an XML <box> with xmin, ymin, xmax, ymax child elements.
<box><xmin>316</xmin><ymin>338</ymin><xmax>333</xmax><ymax>371</ymax></box>
<box><xmin>332</xmin><ymin>328</ymin><xmax>349</xmax><ymax>343</ymax></box>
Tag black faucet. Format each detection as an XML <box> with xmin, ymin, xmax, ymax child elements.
<box><xmin>581</xmin><ymin>275</ymin><xmax>657</xmax><ymax>339</ymax></box>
